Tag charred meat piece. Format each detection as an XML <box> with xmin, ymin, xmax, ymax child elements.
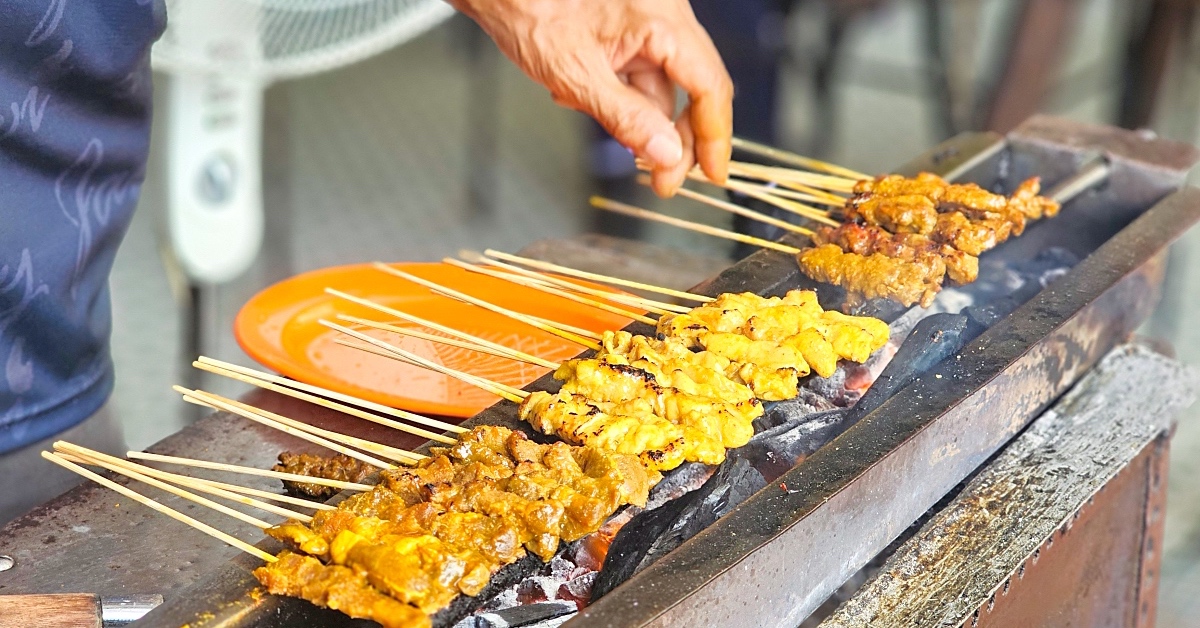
<box><xmin>813</xmin><ymin>223</ymin><xmax>979</xmax><ymax>285</ymax></box>
<box><xmin>797</xmin><ymin>244</ymin><xmax>943</xmax><ymax>308</ymax></box>
<box><xmin>273</xmin><ymin>452</ymin><xmax>376</xmax><ymax>499</ymax></box>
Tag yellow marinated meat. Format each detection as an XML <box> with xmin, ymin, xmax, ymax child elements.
<box><xmin>599</xmin><ymin>331</ymin><xmax>755</xmax><ymax>404</ymax></box>
<box><xmin>518</xmin><ymin>391</ymin><xmax>687</xmax><ymax>471</ymax></box>
<box><xmin>698</xmin><ymin>332</ymin><xmax>805</xmax><ymax>401</ymax></box>
<box><xmin>797</xmin><ymin>244</ymin><xmax>942</xmax><ymax>307</ymax></box>
<box><xmin>258</xmin><ymin>425</ymin><xmax>654</xmax><ymax>620</ymax></box>
<box><xmin>254</xmin><ymin>552</ymin><xmax>431</xmax><ymax>628</ymax></box>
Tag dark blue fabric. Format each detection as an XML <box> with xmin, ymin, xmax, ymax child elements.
<box><xmin>0</xmin><ymin>1</ymin><xmax>165</xmax><ymax>453</ymax></box>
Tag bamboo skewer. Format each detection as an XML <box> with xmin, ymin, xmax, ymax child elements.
<box><xmin>176</xmin><ymin>387</ymin><xmax>397</xmax><ymax>470</ymax></box>
<box><xmin>125</xmin><ymin>451</ymin><xmax>375</xmax><ymax>492</ymax></box>
<box><xmin>730</xmin><ymin>137</ymin><xmax>871</xmax><ymax>180</ymax></box>
<box><xmin>193</xmin><ymin>359</ymin><xmax>455</xmax><ymax>445</ymax></box>
<box><xmin>322</xmin><ymin>321</ymin><xmax>529</xmax><ymax>404</ymax></box>
<box><xmin>195</xmin><ymin>356</ymin><xmax>465</xmax><ymax>436</ymax></box>
<box><xmin>185</xmin><ymin>388</ymin><xmax>419</xmax><ymax>464</ymax></box>
<box><xmin>693</xmin><ymin>174</ymin><xmax>843</xmax><ymax>207</ymax></box>
<box><xmin>727</xmin><ymin>161</ymin><xmax>859</xmax><ymax>193</ymax></box>
<box><xmin>764</xmin><ymin>179</ymin><xmax>850</xmax><ymax>205</ymax></box>
<box><xmin>460</xmin><ymin>252</ymin><xmax>690</xmax><ymax>315</ymax></box>
<box><xmin>717</xmin><ymin>179</ymin><xmax>841</xmax><ymax>227</ymax></box>
<box><xmin>482</xmin><ymin>249</ymin><xmax>714</xmax><ymax>303</ymax></box>
<box><xmin>441</xmin><ymin>258</ymin><xmax>658</xmax><ymax>325</ymax></box>
<box><xmin>647</xmin><ymin>176</ymin><xmax>818</xmax><ymax>236</ymax></box>
<box><xmin>323</xmin><ymin>290</ymin><xmax>553</xmax><ymax>374</ymax></box>
<box><xmin>42</xmin><ymin>452</ymin><xmax>278</xmax><ymax>563</ymax></box>
<box><xmin>589</xmin><ymin>197</ymin><xmax>803</xmax><ymax>255</ymax></box>
<box><xmin>337</xmin><ymin>315</ymin><xmax>560</xmax><ymax>369</ymax></box>
<box><xmin>54</xmin><ymin>443</ymin><xmax>315</xmax><ymax>523</ymax></box>
<box><xmin>341</xmin><ymin>322</ymin><xmax>558</xmax><ymax>371</ymax></box>
<box><xmin>372</xmin><ymin>264</ymin><xmax>603</xmax><ymax>350</ymax></box>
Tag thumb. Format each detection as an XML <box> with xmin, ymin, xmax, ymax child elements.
<box><xmin>575</xmin><ymin>72</ymin><xmax>683</xmax><ymax>169</ymax></box>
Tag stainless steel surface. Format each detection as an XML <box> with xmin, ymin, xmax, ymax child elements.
<box><xmin>101</xmin><ymin>594</ymin><xmax>164</xmax><ymax>626</ymax></box>
<box><xmin>572</xmin><ymin>117</ymin><xmax>1200</xmax><ymax>628</ymax></box>
<box><xmin>819</xmin><ymin>344</ymin><xmax>1197</xmax><ymax>626</ymax></box>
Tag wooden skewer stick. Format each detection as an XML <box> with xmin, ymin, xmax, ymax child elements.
<box><xmin>421</xmin><ymin>288</ymin><xmax>604</xmax><ymax>343</ymax></box>
<box><xmin>460</xmin><ymin>251</ymin><xmax>690</xmax><ymax>315</ymax></box>
<box><xmin>441</xmin><ymin>258</ymin><xmax>658</xmax><ymax>325</ymax></box>
<box><xmin>482</xmin><ymin>249</ymin><xmax>714</xmax><ymax>303</ymax></box>
<box><xmin>54</xmin><ymin>443</ymin><xmax>315</xmax><ymax>523</ymax></box>
<box><xmin>765</xmin><ymin>179</ymin><xmax>850</xmax><ymax>204</ymax></box>
<box><xmin>324</xmin><ymin>289</ymin><xmax>553</xmax><ymax>370</ymax></box>
<box><xmin>336</xmin><ymin>314</ymin><xmax>560</xmax><ymax>369</ymax></box>
<box><xmin>326</xmin><ymin>326</ymin><xmax>528</xmax><ymax>405</ymax></box>
<box><xmin>193</xmin><ymin>359</ymin><xmax>455</xmax><ymax>445</ymax></box>
<box><xmin>340</xmin><ymin>322</ymin><xmax>558</xmax><ymax>370</ymax></box>
<box><xmin>718</xmin><ymin>178</ymin><xmax>841</xmax><ymax>227</ymax></box>
<box><xmin>589</xmin><ymin>196</ymin><xmax>803</xmax><ymax>255</ymax></box>
<box><xmin>728</xmin><ymin>161</ymin><xmax>858</xmax><ymax>193</ymax></box>
<box><xmin>125</xmin><ymin>451</ymin><xmax>374</xmax><ymax>492</ymax></box>
<box><xmin>195</xmin><ymin>357</ymin><xmax>464</xmax><ymax>436</ymax></box>
<box><xmin>185</xmin><ymin>387</ymin><xmax>420</xmax><ymax>463</ymax></box>
<box><xmin>731</xmin><ymin>137</ymin><xmax>871</xmax><ymax>180</ymax></box>
<box><xmin>372</xmin><ymin>264</ymin><xmax>603</xmax><ymax>350</ymax></box>
<box><xmin>41</xmin><ymin>452</ymin><xmax>278</xmax><ymax>563</ymax></box>
<box><xmin>640</xmin><ymin>175</ymin><xmax>817</xmax><ymax>236</ymax></box>
<box><xmin>177</xmin><ymin>387</ymin><xmax>397</xmax><ymax>469</ymax></box>
<box><xmin>701</xmin><ymin>175</ymin><xmax>844</xmax><ymax>207</ymax></box>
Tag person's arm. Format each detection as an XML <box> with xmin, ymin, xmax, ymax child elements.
<box><xmin>450</xmin><ymin>0</ymin><xmax>734</xmax><ymax>197</ymax></box>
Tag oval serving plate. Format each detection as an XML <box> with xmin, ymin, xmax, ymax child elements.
<box><xmin>234</xmin><ymin>262</ymin><xmax>637</xmax><ymax>419</ymax></box>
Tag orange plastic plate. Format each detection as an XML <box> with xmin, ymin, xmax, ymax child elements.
<box><xmin>234</xmin><ymin>263</ymin><xmax>635</xmax><ymax>419</ymax></box>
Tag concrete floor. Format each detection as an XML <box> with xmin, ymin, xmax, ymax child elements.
<box><xmin>106</xmin><ymin>0</ymin><xmax>1199</xmax><ymax>623</ymax></box>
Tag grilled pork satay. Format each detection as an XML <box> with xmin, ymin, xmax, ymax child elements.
<box><xmin>813</xmin><ymin>223</ymin><xmax>979</xmax><ymax>285</ymax></box>
<box><xmin>273</xmin><ymin>451</ymin><xmax>376</xmax><ymax>499</ymax></box>
<box><xmin>254</xmin><ymin>552</ymin><xmax>431</xmax><ymax>628</ymax></box>
<box><xmin>797</xmin><ymin>244</ymin><xmax>943</xmax><ymax>307</ymax></box>
<box><xmin>262</xmin><ymin>426</ymin><xmax>653</xmax><ymax>617</ymax></box>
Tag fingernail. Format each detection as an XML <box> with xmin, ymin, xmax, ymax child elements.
<box><xmin>645</xmin><ymin>133</ymin><xmax>683</xmax><ymax>168</ymax></box>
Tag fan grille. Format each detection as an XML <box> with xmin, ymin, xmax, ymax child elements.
<box><xmin>155</xmin><ymin>0</ymin><xmax>455</xmax><ymax>81</ymax></box>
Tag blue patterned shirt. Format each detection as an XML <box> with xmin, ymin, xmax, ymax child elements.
<box><xmin>0</xmin><ymin>1</ymin><xmax>165</xmax><ymax>453</ymax></box>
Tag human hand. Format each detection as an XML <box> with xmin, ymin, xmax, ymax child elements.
<box><xmin>451</xmin><ymin>0</ymin><xmax>733</xmax><ymax>197</ymax></box>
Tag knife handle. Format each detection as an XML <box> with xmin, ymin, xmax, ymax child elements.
<box><xmin>0</xmin><ymin>593</ymin><xmax>101</xmax><ymax>628</ymax></box>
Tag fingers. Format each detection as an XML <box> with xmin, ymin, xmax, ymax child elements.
<box><xmin>576</xmin><ymin>69</ymin><xmax>684</xmax><ymax>171</ymax></box>
<box><xmin>627</xmin><ymin>68</ymin><xmax>676</xmax><ymax>121</ymax></box>
<box><xmin>649</xmin><ymin>18</ymin><xmax>733</xmax><ymax>184</ymax></box>
<box><xmin>651</xmin><ymin>103</ymin><xmax>696</xmax><ymax>197</ymax></box>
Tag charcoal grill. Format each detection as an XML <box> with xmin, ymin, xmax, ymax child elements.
<box><xmin>1</xmin><ymin>115</ymin><xmax>1197</xmax><ymax>628</ymax></box>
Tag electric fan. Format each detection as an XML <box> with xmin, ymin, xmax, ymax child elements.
<box><xmin>154</xmin><ymin>0</ymin><xmax>455</xmax><ymax>283</ymax></box>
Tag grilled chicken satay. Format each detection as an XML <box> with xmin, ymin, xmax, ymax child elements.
<box><xmin>273</xmin><ymin>451</ymin><xmax>376</xmax><ymax>499</ymax></box>
<box><xmin>655</xmin><ymin>291</ymin><xmax>891</xmax><ymax>375</ymax></box>
<box><xmin>518</xmin><ymin>391</ymin><xmax>691</xmax><ymax>470</ymax></box>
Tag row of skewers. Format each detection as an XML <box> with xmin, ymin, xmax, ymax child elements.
<box><xmin>39</xmin><ymin>145</ymin><xmax>1066</xmax><ymax>627</ymax></box>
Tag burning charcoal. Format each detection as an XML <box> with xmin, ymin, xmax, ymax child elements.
<box><xmin>643</xmin><ymin>462</ymin><xmax>716</xmax><ymax>510</ymax></box>
<box><xmin>1012</xmin><ymin>246</ymin><xmax>1079</xmax><ymax>285</ymax></box>
<box><xmin>753</xmin><ymin>388</ymin><xmax>836</xmax><ymax>433</ymax></box>
<box><xmin>803</xmin><ymin>367</ymin><xmax>850</xmax><ymax>406</ymax></box>
<box><xmin>740</xmin><ymin>408</ymin><xmax>853</xmax><ymax>480</ymax></box>
<box><xmin>557</xmin><ymin>571</ymin><xmax>597</xmax><ymax>604</ymax></box>
<box><xmin>454</xmin><ymin>601</ymin><xmax>578</xmax><ymax>628</ymax></box>
<box><xmin>847</xmin><ymin>312</ymin><xmax>971</xmax><ymax>422</ymax></box>
<box><xmin>593</xmin><ymin>457</ymin><xmax>767</xmax><ymax>600</ymax></box>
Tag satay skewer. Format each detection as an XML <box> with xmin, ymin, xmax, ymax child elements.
<box><xmin>482</xmin><ymin>249</ymin><xmax>714</xmax><ymax>303</ymax></box>
<box><xmin>194</xmin><ymin>356</ymin><xmax>465</xmax><ymax>435</ymax></box>
<box><xmin>336</xmin><ymin>315</ymin><xmax>561</xmax><ymax>368</ymax></box>
<box><xmin>440</xmin><ymin>258</ymin><xmax>658</xmax><ymax>325</ymax></box>
<box><xmin>125</xmin><ymin>451</ymin><xmax>374</xmax><ymax>492</ymax></box>
<box><xmin>728</xmin><ymin>161</ymin><xmax>859</xmax><ymax>193</ymax></box>
<box><xmin>372</xmin><ymin>264</ymin><xmax>604</xmax><ymax>349</ymax></box>
<box><xmin>650</xmin><ymin>179</ymin><xmax>822</xmax><ymax>236</ymax></box>
<box><xmin>460</xmin><ymin>252</ymin><xmax>691</xmax><ymax>315</ymax></box>
<box><xmin>176</xmin><ymin>387</ymin><xmax>398</xmax><ymax>469</ymax></box>
<box><xmin>324</xmin><ymin>289</ymin><xmax>553</xmax><ymax>369</ymax></box>
<box><xmin>590</xmin><ymin>197</ymin><xmax>804</xmax><ymax>255</ymax></box>
<box><xmin>323</xmin><ymin>322</ymin><xmax>528</xmax><ymax>404</ymax></box>
<box><xmin>54</xmin><ymin>443</ymin><xmax>318</xmax><ymax>522</ymax></box>
<box><xmin>730</xmin><ymin>136</ymin><xmax>872</xmax><ymax>180</ymax></box>
<box><xmin>696</xmin><ymin>175</ymin><xmax>844</xmax><ymax>207</ymax></box>
<box><xmin>193</xmin><ymin>359</ymin><xmax>456</xmax><ymax>445</ymax></box>
<box><xmin>42</xmin><ymin>452</ymin><xmax>278</xmax><ymax>563</ymax></box>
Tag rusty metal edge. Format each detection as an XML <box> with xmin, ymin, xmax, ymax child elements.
<box><xmin>571</xmin><ymin>184</ymin><xmax>1200</xmax><ymax>627</ymax></box>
